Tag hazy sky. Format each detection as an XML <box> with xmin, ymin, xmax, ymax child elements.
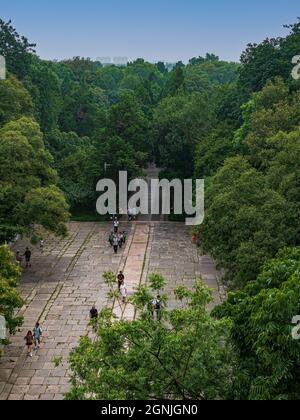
<box><xmin>1</xmin><ymin>0</ymin><xmax>299</xmax><ymax>63</ymax></box>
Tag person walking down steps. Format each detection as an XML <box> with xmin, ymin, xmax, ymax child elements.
<box><xmin>113</xmin><ymin>235</ymin><xmax>119</xmax><ymax>254</ymax></box>
<box><xmin>120</xmin><ymin>281</ymin><xmax>127</xmax><ymax>303</ymax></box>
<box><xmin>24</xmin><ymin>331</ymin><xmax>34</xmax><ymax>357</ymax></box>
<box><xmin>23</xmin><ymin>248</ymin><xmax>32</xmax><ymax>268</ymax></box>
<box><xmin>117</xmin><ymin>271</ymin><xmax>125</xmax><ymax>291</ymax></box>
<box><xmin>33</xmin><ymin>322</ymin><xmax>42</xmax><ymax>350</ymax></box>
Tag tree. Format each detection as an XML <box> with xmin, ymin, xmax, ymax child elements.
<box><xmin>0</xmin><ymin>117</ymin><xmax>69</xmax><ymax>242</ymax></box>
<box><xmin>0</xmin><ymin>245</ymin><xmax>24</xmax><ymax>340</ymax></box>
<box><xmin>156</xmin><ymin>61</ymin><xmax>167</xmax><ymax>74</ymax></box>
<box><xmin>0</xmin><ymin>74</ymin><xmax>34</xmax><ymax>126</ymax></box>
<box><xmin>107</xmin><ymin>92</ymin><xmax>150</xmax><ymax>155</ymax></box>
<box><xmin>24</xmin><ymin>57</ymin><xmax>63</xmax><ymax>131</ymax></box>
<box><xmin>194</xmin><ymin>123</ymin><xmax>235</xmax><ymax>178</ymax></box>
<box><xmin>214</xmin><ymin>247</ymin><xmax>300</xmax><ymax>400</ymax></box>
<box><xmin>234</xmin><ymin>78</ymin><xmax>300</xmax><ymax>168</ymax></box>
<box><xmin>45</xmin><ymin>130</ymin><xmax>98</xmax><ymax>210</ymax></box>
<box><xmin>198</xmin><ymin>156</ymin><xmax>299</xmax><ymax>287</ymax></box>
<box><xmin>0</xmin><ymin>19</ymin><xmax>36</xmax><ymax>79</ymax></box>
<box><xmin>166</xmin><ymin>67</ymin><xmax>185</xmax><ymax>96</ymax></box>
<box><xmin>238</xmin><ymin>19</ymin><xmax>300</xmax><ymax>93</ymax></box>
<box><xmin>267</xmin><ymin>128</ymin><xmax>300</xmax><ymax>204</ymax></box>
<box><xmin>152</xmin><ymin>93</ymin><xmax>214</xmax><ymax>178</ymax></box>
<box><xmin>58</xmin><ymin>83</ymin><xmax>108</xmax><ymax>137</ymax></box>
<box><xmin>66</xmin><ymin>277</ymin><xmax>239</xmax><ymax>400</ymax></box>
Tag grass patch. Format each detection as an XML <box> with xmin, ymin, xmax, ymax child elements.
<box><xmin>71</xmin><ymin>210</ymin><xmax>109</xmax><ymax>222</ymax></box>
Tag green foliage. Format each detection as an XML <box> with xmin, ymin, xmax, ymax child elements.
<box><xmin>107</xmin><ymin>92</ymin><xmax>150</xmax><ymax>155</ymax></box>
<box><xmin>0</xmin><ymin>246</ymin><xmax>24</xmax><ymax>338</ymax></box>
<box><xmin>238</xmin><ymin>19</ymin><xmax>300</xmax><ymax>93</ymax></box>
<box><xmin>198</xmin><ymin>156</ymin><xmax>299</xmax><ymax>287</ymax></box>
<box><xmin>52</xmin><ymin>356</ymin><xmax>63</xmax><ymax>368</ymax></box>
<box><xmin>67</xmin><ymin>278</ymin><xmax>239</xmax><ymax>400</ymax></box>
<box><xmin>24</xmin><ymin>57</ymin><xmax>63</xmax><ymax>131</ymax></box>
<box><xmin>45</xmin><ymin>129</ymin><xmax>98</xmax><ymax>210</ymax></box>
<box><xmin>148</xmin><ymin>273</ymin><xmax>166</xmax><ymax>293</ymax></box>
<box><xmin>152</xmin><ymin>92</ymin><xmax>214</xmax><ymax>178</ymax></box>
<box><xmin>0</xmin><ymin>74</ymin><xmax>34</xmax><ymax>126</ymax></box>
<box><xmin>0</xmin><ymin>117</ymin><xmax>69</xmax><ymax>242</ymax></box>
<box><xmin>0</xmin><ymin>19</ymin><xmax>36</xmax><ymax>79</ymax></box>
<box><xmin>214</xmin><ymin>248</ymin><xmax>300</xmax><ymax>400</ymax></box>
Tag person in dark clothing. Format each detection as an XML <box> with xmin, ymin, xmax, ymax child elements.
<box><xmin>109</xmin><ymin>232</ymin><xmax>114</xmax><ymax>247</ymax></box>
<box><xmin>24</xmin><ymin>331</ymin><xmax>34</xmax><ymax>357</ymax></box>
<box><xmin>90</xmin><ymin>306</ymin><xmax>98</xmax><ymax>320</ymax></box>
<box><xmin>23</xmin><ymin>248</ymin><xmax>32</xmax><ymax>268</ymax></box>
<box><xmin>117</xmin><ymin>271</ymin><xmax>125</xmax><ymax>291</ymax></box>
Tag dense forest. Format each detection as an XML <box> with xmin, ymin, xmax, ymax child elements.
<box><xmin>1</xmin><ymin>17</ymin><xmax>300</xmax><ymax>399</ymax></box>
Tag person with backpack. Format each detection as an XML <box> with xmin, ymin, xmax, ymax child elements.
<box><xmin>33</xmin><ymin>322</ymin><xmax>42</xmax><ymax>350</ymax></box>
<box><xmin>151</xmin><ymin>295</ymin><xmax>162</xmax><ymax>320</ymax></box>
<box><xmin>24</xmin><ymin>331</ymin><xmax>34</xmax><ymax>357</ymax></box>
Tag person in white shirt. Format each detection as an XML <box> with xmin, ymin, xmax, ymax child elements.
<box><xmin>113</xmin><ymin>219</ymin><xmax>119</xmax><ymax>233</ymax></box>
<box><xmin>120</xmin><ymin>281</ymin><xmax>127</xmax><ymax>303</ymax></box>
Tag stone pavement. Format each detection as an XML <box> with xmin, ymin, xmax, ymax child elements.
<box><xmin>0</xmin><ymin>222</ymin><xmax>131</xmax><ymax>400</ymax></box>
<box><xmin>146</xmin><ymin>223</ymin><xmax>224</xmax><ymax>311</ymax></box>
<box><xmin>0</xmin><ymin>221</ymin><xmax>223</xmax><ymax>400</ymax></box>
<box><xmin>112</xmin><ymin>223</ymin><xmax>150</xmax><ymax>321</ymax></box>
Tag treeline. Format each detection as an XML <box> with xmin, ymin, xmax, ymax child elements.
<box><xmin>191</xmin><ymin>20</ymin><xmax>300</xmax><ymax>399</ymax></box>
<box><xmin>0</xmin><ymin>17</ymin><xmax>239</xmax><ymax>241</ymax></box>
<box><xmin>2</xmin><ymin>16</ymin><xmax>300</xmax><ymax>398</ymax></box>
<box><xmin>66</xmin><ymin>18</ymin><xmax>300</xmax><ymax>399</ymax></box>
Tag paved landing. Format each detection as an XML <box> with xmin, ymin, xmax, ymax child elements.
<box><xmin>0</xmin><ymin>221</ymin><xmax>223</xmax><ymax>400</ymax></box>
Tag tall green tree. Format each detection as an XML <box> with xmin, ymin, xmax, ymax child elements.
<box><xmin>0</xmin><ymin>245</ymin><xmax>23</xmax><ymax>340</ymax></box>
<box><xmin>0</xmin><ymin>74</ymin><xmax>33</xmax><ymax>126</ymax></box>
<box><xmin>214</xmin><ymin>247</ymin><xmax>300</xmax><ymax>400</ymax></box>
<box><xmin>0</xmin><ymin>118</ymin><xmax>69</xmax><ymax>242</ymax></box>
<box><xmin>66</xmin><ymin>278</ymin><xmax>239</xmax><ymax>400</ymax></box>
<box><xmin>0</xmin><ymin>19</ymin><xmax>36</xmax><ymax>79</ymax></box>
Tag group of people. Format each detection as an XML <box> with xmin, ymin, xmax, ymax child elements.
<box><xmin>109</xmin><ymin>231</ymin><xmax>127</xmax><ymax>254</ymax></box>
<box><xmin>89</xmin><ymin>271</ymin><xmax>128</xmax><ymax>324</ymax></box>
<box><xmin>89</xmin><ymin>270</ymin><xmax>162</xmax><ymax>325</ymax></box>
<box><xmin>109</xmin><ymin>216</ymin><xmax>127</xmax><ymax>254</ymax></box>
<box><xmin>16</xmin><ymin>241</ymin><xmax>44</xmax><ymax>268</ymax></box>
<box><xmin>16</xmin><ymin>248</ymin><xmax>32</xmax><ymax>268</ymax></box>
<box><xmin>24</xmin><ymin>322</ymin><xmax>43</xmax><ymax>357</ymax></box>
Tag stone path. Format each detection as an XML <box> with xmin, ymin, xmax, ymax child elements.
<box><xmin>0</xmin><ymin>222</ymin><xmax>131</xmax><ymax>400</ymax></box>
<box><xmin>0</xmin><ymin>221</ymin><xmax>223</xmax><ymax>400</ymax></box>
<box><xmin>147</xmin><ymin>223</ymin><xmax>224</xmax><ymax>311</ymax></box>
